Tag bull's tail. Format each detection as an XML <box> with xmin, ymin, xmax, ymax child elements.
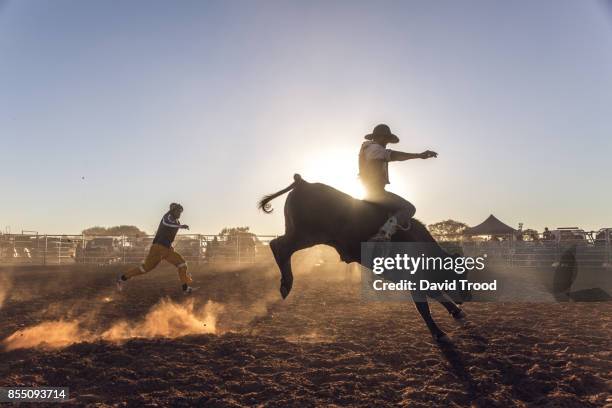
<box><xmin>258</xmin><ymin>174</ymin><xmax>303</xmax><ymax>214</ymax></box>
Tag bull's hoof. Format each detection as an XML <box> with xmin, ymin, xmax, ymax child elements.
<box><xmin>433</xmin><ymin>332</ymin><xmax>452</xmax><ymax>344</ymax></box>
<box><xmin>280</xmin><ymin>285</ymin><xmax>291</xmax><ymax>299</ymax></box>
<box><xmin>451</xmin><ymin>309</ymin><xmax>467</xmax><ymax>320</ymax></box>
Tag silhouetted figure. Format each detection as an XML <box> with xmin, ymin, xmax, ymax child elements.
<box><xmin>543</xmin><ymin>227</ymin><xmax>552</xmax><ymax>241</ymax></box>
<box><xmin>552</xmin><ymin>245</ymin><xmax>611</xmax><ymax>301</ymax></box>
<box><xmin>258</xmin><ymin>174</ymin><xmax>471</xmax><ymax>342</ymax></box>
<box><xmin>358</xmin><ymin>124</ymin><xmax>437</xmax><ymax>241</ymax></box>
<box><xmin>116</xmin><ymin>203</ymin><xmax>195</xmax><ymax>293</ymax></box>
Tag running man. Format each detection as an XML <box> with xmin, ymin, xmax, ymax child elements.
<box><xmin>116</xmin><ymin>203</ymin><xmax>195</xmax><ymax>293</ymax></box>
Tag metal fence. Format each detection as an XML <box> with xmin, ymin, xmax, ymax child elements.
<box><xmin>456</xmin><ymin>238</ymin><xmax>611</xmax><ymax>269</ymax></box>
<box><xmin>1</xmin><ymin>232</ymin><xmax>610</xmax><ymax>269</ymax></box>
<box><xmin>0</xmin><ymin>233</ymin><xmax>277</xmax><ymax>266</ymax></box>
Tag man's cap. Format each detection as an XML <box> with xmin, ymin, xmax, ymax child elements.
<box><xmin>364</xmin><ymin>124</ymin><xmax>399</xmax><ymax>143</ymax></box>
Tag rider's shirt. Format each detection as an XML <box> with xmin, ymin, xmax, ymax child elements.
<box><xmin>359</xmin><ymin>141</ymin><xmax>392</xmax><ymax>190</ymax></box>
<box><xmin>152</xmin><ymin>211</ymin><xmax>182</xmax><ymax>248</ymax></box>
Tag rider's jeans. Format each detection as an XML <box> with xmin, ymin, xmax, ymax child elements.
<box><xmin>365</xmin><ymin>188</ymin><xmax>416</xmax><ymax>228</ymax></box>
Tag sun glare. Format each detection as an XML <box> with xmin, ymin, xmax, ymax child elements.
<box><xmin>301</xmin><ymin>150</ymin><xmax>365</xmax><ymax>199</ymax></box>
<box><xmin>300</xmin><ymin>150</ymin><xmax>417</xmax><ymax>202</ymax></box>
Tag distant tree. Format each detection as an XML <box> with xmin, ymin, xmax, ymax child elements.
<box><xmin>219</xmin><ymin>226</ymin><xmax>252</xmax><ymax>237</ymax></box>
<box><xmin>218</xmin><ymin>226</ymin><xmax>259</xmax><ymax>247</ymax></box>
<box><xmin>81</xmin><ymin>226</ymin><xmax>107</xmax><ymax>236</ymax></box>
<box><xmin>106</xmin><ymin>225</ymin><xmax>147</xmax><ymax>237</ymax></box>
<box><xmin>428</xmin><ymin>220</ymin><xmax>469</xmax><ymax>241</ymax></box>
<box><xmin>82</xmin><ymin>225</ymin><xmax>147</xmax><ymax>237</ymax></box>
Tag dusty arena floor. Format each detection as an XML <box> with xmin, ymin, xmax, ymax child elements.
<box><xmin>0</xmin><ymin>258</ymin><xmax>610</xmax><ymax>407</ymax></box>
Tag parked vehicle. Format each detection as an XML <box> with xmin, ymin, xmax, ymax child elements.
<box><xmin>174</xmin><ymin>237</ymin><xmax>203</xmax><ymax>261</ymax></box>
<box><xmin>551</xmin><ymin>228</ymin><xmax>588</xmax><ymax>244</ymax></box>
<box><xmin>595</xmin><ymin>228</ymin><xmax>612</xmax><ymax>245</ymax></box>
<box><xmin>75</xmin><ymin>237</ymin><xmax>122</xmax><ymax>264</ymax></box>
<box><xmin>205</xmin><ymin>233</ymin><xmax>258</xmax><ymax>263</ymax></box>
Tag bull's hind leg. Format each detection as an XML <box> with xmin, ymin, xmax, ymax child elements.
<box><xmin>269</xmin><ymin>235</ymin><xmax>296</xmax><ymax>299</ymax></box>
<box><xmin>429</xmin><ymin>290</ymin><xmax>466</xmax><ymax>320</ymax></box>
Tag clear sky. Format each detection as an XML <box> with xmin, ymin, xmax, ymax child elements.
<box><xmin>1</xmin><ymin>0</ymin><xmax>611</xmax><ymax>235</ymax></box>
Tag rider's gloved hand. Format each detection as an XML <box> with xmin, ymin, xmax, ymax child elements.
<box><xmin>420</xmin><ymin>150</ymin><xmax>438</xmax><ymax>159</ymax></box>
<box><xmin>182</xmin><ymin>225</ymin><xmax>190</xmax><ymax>230</ymax></box>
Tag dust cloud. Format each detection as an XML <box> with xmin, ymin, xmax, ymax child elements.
<box><xmin>101</xmin><ymin>298</ymin><xmax>221</xmax><ymax>341</ymax></box>
<box><xmin>3</xmin><ymin>320</ymin><xmax>87</xmax><ymax>351</ymax></box>
<box><xmin>2</xmin><ymin>298</ymin><xmax>223</xmax><ymax>351</ymax></box>
<box><xmin>1</xmin><ymin>246</ymin><xmax>359</xmax><ymax>351</ymax></box>
<box><xmin>0</xmin><ymin>274</ymin><xmax>11</xmax><ymax>309</ymax></box>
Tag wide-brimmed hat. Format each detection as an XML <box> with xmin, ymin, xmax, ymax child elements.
<box><xmin>364</xmin><ymin>124</ymin><xmax>399</xmax><ymax>143</ymax></box>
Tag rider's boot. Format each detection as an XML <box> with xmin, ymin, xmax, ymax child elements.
<box><xmin>369</xmin><ymin>211</ymin><xmax>413</xmax><ymax>241</ymax></box>
<box><xmin>369</xmin><ymin>216</ymin><xmax>399</xmax><ymax>241</ymax></box>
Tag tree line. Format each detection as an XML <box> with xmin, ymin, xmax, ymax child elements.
<box><xmin>81</xmin><ymin>223</ymin><xmax>468</xmax><ymax>241</ymax></box>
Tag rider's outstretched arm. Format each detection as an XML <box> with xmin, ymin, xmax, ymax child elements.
<box><xmin>389</xmin><ymin>150</ymin><xmax>438</xmax><ymax>162</ymax></box>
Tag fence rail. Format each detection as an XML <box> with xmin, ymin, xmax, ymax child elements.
<box><xmin>452</xmin><ymin>238</ymin><xmax>611</xmax><ymax>269</ymax></box>
<box><xmin>0</xmin><ymin>233</ymin><xmax>277</xmax><ymax>266</ymax></box>
<box><xmin>1</xmin><ymin>233</ymin><xmax>610</xmax><ymax>269</ymax></box>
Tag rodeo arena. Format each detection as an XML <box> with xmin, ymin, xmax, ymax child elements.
<box><xmin>2</xmin><ymin>215</ymin><xmax>611</xmax><ymax>407</ymax></box>
<box><xmin>1</xmin><ymin>214</ymin><xmax>610</xmax><ymax>269</ymax></box>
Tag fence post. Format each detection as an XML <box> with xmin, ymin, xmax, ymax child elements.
<box><xmin>58</xmin><ymin>235</ymin><xmax>62</xmax><ymax>265</ymax></box>
<box><xmin>606</xmin><ymin>231</ymin><xmax>612</xmax><ymax>267</ymax></box>
<box><xmin>43</xmin><ymin>235</ymin><xmax>47</xmax><ymax>265</ymax></box>
<box><xmin>198</xmin><ymin>234</ymin><xmax>203</xmax><ymax>264</ymax></box>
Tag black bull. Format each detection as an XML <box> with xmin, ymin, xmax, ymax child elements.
<box><xmin>258</xmin><ymin>174</ymin><xmax>471</xmax><ymax>341</ymax></box>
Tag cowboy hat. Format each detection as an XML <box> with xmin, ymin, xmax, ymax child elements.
<box><xmin>364</xmin><ymin>124</ymin><xmax>399</xmax><ymax>143</ymax></box>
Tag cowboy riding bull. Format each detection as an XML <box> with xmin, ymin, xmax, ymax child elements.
<box><xmin>258</xmin><ymin>124</ymin><xmax>471</xmax><ymax>342</ymax></box>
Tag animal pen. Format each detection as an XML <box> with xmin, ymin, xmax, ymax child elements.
<box><xmin>0</xmin><ymin>231</ymin><xmax>610</xmax><ymax>269</ymax></box>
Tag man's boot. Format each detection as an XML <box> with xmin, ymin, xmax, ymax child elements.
<box><xmin>369</xmin><ymin>216</ymin><xmax>399</xmax><ymax>242</ymax></box>
<box><xmin>369</xmin><ymin>214</ymin><xmax>412</xmax><ymax>242</ymax></box>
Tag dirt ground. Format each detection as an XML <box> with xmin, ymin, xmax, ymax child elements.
<box><xmin>0</xmin><ymin>258</ymin><xmax>610</xmax><ymax>407</ymax></box>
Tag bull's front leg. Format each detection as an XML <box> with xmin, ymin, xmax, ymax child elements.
<box><xmin>412</xmin><ymin>291</ymin><xmax>450</xmax><ymax>343</ymax></box>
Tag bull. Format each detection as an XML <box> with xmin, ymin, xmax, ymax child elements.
<box><xmin>258</xmin><ymin>174</ymin><xmax>471</xmax><ymax>342</ymax></box>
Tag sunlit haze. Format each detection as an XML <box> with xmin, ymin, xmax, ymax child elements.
<box><xmin>1</xmin><ymin>0</ymin><xmax>611</xmax><ymax>235</ymax></box>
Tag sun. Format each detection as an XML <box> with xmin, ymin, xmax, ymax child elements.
<box><xmin>301</xmin><ymin>149</ymin><xmax>365</xmax><ymax>199</ymax></box>
<box><xmin>299</xmin><ymin>148</ymin><xmax>416</xmax><ymax>203</ymax></box>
